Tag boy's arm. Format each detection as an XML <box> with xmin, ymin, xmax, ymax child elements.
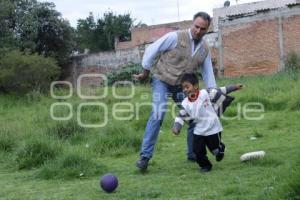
<box><xmin>172</xmin><ymin>109</ymin><xmax>193</xmax><ymax>135</ymax></box>
<box><xmin>220</xmin><ymin>84</ymin><xmax>243</xmax><ymax>95</ymax></box>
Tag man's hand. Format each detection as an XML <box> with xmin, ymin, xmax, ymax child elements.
<box><xmin>132</xmin><ymin>69</ymin><xmax>150</xmax><ymax>81</ymax></box>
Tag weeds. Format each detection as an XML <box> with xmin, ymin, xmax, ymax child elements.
<box><xmin>0</xmin><ymin>128</ymin><xmax>15</xmax><ymax>152</ymax></box>
<box><xmin>16</xmin><ymin>138</ymin><xmax>60</xmax><ymax>169</ymax></box>
<box><xmin>46</xmin><ymin>119</ymin><xmax>84</xmax><ymax>140</ymax></box>
<box><xmin>37</xmin><ymin>151</ymin><xmax>106</xmax><ymax>179</ymax></box>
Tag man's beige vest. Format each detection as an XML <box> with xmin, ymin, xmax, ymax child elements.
<box><xmin>152</xmin><ymin>30</ymin><xmax>209</xmax><ymax>86</ymax></box>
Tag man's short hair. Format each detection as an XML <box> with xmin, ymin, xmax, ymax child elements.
<box><xmin>181</xmin><ymin>73</ymin><xmax>199</xmax><ymax>85</ymax></box>
<box><xmin>193</xmin><ymin>12</ymin><xmax>211</xmax><ymax>25</ymax></box>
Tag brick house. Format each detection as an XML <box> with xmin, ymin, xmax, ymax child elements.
<box><xmin>213</xmin><ymin>0</ymin><xmax>300</xmax><ymax>77</ymax></box>
<box><xmin>70</xmin><ymin>0</ymin><xmax>300</xmax><ymax>86</ymax></box>
<box><xmin>113</xmin><ymin>0</ymin><xmax>300</xmax><ymax>77</ymax></box>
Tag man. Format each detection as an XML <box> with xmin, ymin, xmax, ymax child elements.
<box><xmin>133</xmin><ymin>12</ymin><xmax>217</xmax><ymax>171</ymax></box>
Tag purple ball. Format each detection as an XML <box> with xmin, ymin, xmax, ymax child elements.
<box><xmin>100</xmin><ymin>173</ymin><xmax>118</xmax><ymax>193</ymax></box>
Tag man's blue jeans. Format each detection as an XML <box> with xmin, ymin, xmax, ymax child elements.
<box><xmin>139</xmin><ymin>77</ymin><xmax>195</xmax><ymax>159</ymax></box>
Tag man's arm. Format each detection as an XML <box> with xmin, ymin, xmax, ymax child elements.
<box><xmin>142</xmin><ymin>32</ymin><xmax>177</xmax><ymax>70</ymax></box>
<box><xmin>201</xmin><ymin>51</ymin><xmax>217</xmax><ymax>88</ymax></box>
<box><xmin>133</xmin><ymin>32</ymin><xmax>177</xmax><ymax>81</ymax></box>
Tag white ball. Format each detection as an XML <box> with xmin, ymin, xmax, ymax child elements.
<box><xmin>240</xmin><ymin>151</ymin><xmax>265</xmax><ymax>162</ymax></box>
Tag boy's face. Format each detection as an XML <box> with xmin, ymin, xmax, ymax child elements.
<box><xmin>182</xmin><ymin>81</ymin><xmax>199</xmax><ymax>99</ymax></box>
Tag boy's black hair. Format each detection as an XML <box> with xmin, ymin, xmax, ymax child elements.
<box><xmin>193</xmin><ymin>12</ymin><xmax>211</xmax><ymax>25</ymax></box>
<box><xmin>181</xmin><ymin>73</ymin><xmax>199</xmax><ymax>85</ymax></box>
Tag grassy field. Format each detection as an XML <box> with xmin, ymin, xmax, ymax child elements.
<box><xmin>0</xmin><ymin>72</ymin><xmax>300</xmax><ymax>200</ymax></box>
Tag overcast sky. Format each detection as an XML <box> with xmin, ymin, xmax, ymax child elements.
<box><xmin>41</xmin><ymin>0</ymin><xmax>260</xmax><ymax>27</ymax></box>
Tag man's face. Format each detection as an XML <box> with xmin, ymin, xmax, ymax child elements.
<box><xmin>191</xmin><ymin>17</ymin><xmax>209</xmax><ymax>41</ymax></box>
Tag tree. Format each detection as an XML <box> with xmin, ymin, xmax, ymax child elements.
<box><xmin>75</xmin><ymin>11</ymin><xmax>134</xmax><ymax>52</ymax></box>
<box><xmin>0</xmin><ymin>0</ymin><xmax>17</xmax><ymax>53</ymax></box>
<box><xmin>75</xmin><ymin>13</ymin><xmax>99</xmax><ymax>52</ymax></box>
<box><xmin>0</xmin><ymin>50</ymin><xmax>60</xmax><ymax>93</ymax></box>
<box><xmin>0</xmin><ymin>0</ymin><xmax>75</xmax><ymax>68</ymax></box>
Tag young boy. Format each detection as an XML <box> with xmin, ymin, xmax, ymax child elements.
<box><xmin>172</xmin><ymin>73</ymin><xmax>242</xmax><ymax>172</ymax></box>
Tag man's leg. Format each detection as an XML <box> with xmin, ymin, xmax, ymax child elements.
<box><xmin>136</xmin><ymin>77</ymin><xmax>169</xmax><ymax>170</ymax></box>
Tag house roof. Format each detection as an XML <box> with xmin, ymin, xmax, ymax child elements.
<box><xmin>212</xmin><ymin>0</ymin><xmax>300</xmax><ymax>31</ymax></box>
<box><xmin>214</xmin><ymin>0</ymin><xmax>299</xmax><ymax>17</ymax></box>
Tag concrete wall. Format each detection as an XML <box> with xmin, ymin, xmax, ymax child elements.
<box><xmin>70</xmin><ymin>47</ymin><xmax>141</xmax><ymax>86</ymax></box>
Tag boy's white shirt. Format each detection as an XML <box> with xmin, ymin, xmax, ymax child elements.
<box><xmin>182</xmin><ymin>89</ymin><xmax>223</xmax><ymax>136</ymax></box>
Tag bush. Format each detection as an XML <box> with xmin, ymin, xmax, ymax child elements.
<box><xmin>0</xmin><ymin>50</ymin><xmax>60</xmax><ymax>93</ymax></box>
<box><xmin>106</xmin><ymin>63</ymin><xmax>143</xmax><ymax>85</ymax></box>
<box><xmin>16</xmin><ymin>138</ymin><xmax>60</xmax><ymax>169</ymax></box>
<box><xmin>285</xmin><ymin>51</ymin><xmax>300</xmax><ymax>72</ymax></box>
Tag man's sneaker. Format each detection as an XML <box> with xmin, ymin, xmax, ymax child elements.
<box><xmin>200</xmin><ymin>166</ymin><xmax>212</xmax><ymax>173</ymax></box>
<box><xmin>136</xmin><ymin>156</ymin><xmax>149</xmax><ymax>170</ymax></box>
<box><xmin>216</xmin><ymin>143</ymin><xmax>225</xmax><ymax>162</ymax></box>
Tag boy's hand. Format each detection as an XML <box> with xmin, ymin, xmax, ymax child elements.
<box><xmin>172</xmin><ymin>122</ymin><xmax>182</xmax><ymax>135</ymax></box>
<box><xmin>236</xmin><ymin>84</ymin><xmax>243</xmax><ymax>90</ymax></box>
<box><xmin>172</xmin><ymin>127</ymin><xmax>180</xmax><ymax>135</ymax></box>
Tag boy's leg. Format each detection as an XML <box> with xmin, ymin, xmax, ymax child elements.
<box><xmin>193</xmin><ymin>134</ymin><xmax>212</xmax><ymax>172</ymax></box>
<box><xmin>170</xmin><ymin>86</ymin><xmax>196</xmax><ymax>160</ymax></box>
<box><xmin>187</xmin><ymin>122</ymin><xmax>196</xmax><ymax>160</ymax></box>
<box><xmin>206</xmin><ymin>132</ymin><xmax>225</xmax><ymax>162</ymax></box>
<box><xmin>136</xmin><ymin>77</ymin><xmax>169</xmax><ymax>170</ymax></box>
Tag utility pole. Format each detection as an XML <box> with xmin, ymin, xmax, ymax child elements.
<box><xmin>177</xmin><ymin>0</ymin><xmax>180</xmax><ymax>22</ymax></box>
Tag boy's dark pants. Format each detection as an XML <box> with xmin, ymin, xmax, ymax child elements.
<box><xmin>193</xmin><ymin>132</ymin><xmax>224</xmax><ymax>169</ymax></box>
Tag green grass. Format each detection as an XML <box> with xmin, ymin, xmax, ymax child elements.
<box><xmin>0</xmin><ymin>72</ymin><xmax>300</xmax><ymax>199</ymax></box>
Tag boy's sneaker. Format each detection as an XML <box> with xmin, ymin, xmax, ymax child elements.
<box><xmin>136</xmin><ymin>156</ymin><xmax>150</xmax><ymax>171</ymax></box>
<box><xmin>216</xmin><ymin>152</ymin><xmax>224</xmax><ymax>162</ymax></box>
<box><xmin>187</xmin><ymin>156</ymin><xmax>196</xmax><ymax>162</ymax></box>
<box><xmin>216</xmin><ymin>143</ymin><xmax>225</xmax><ymax>162</ymax></box>
<box><xmin>200</xmin><ymin>166</ymin><xmax>212</xmax><ymax>173</ymax></box>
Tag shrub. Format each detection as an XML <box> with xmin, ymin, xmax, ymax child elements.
<box><xmin>0</xmin><ymin>50</ymin><xmax>60</xmax><ymax>93</ymax></box>
<box><xmin>16</xmin><ymin>138</ymin><xmax>60</xmax><ymax>169</ymax></box>
<box><xmin>106</xmin><ymin>63</ymin><xmax>143</xmax><ymax>85</ymax></box>
<box><xmin>285</xmin><ymin>51</ymin><xmax>300</xmax><ymax>72</ymax></box>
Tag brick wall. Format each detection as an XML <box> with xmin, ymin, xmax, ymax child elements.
<box><xmin>218</xmin><ymin>6</ymin><xmax>300</xmax><ymax>77</ymax></box>
<box><xmin>221</xmin><ymin>19</ymin><xmax>279</xmax><ymax>76</ymax></box>
<box><xmin>283</xmin><ymin>15</ymin><xmax>300</xmax><ymax>55</ymax></box>
<box><xmin>115</xmin><ymin>20</ymin><xmax>196</xmax><ymax>50</ymax></box>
